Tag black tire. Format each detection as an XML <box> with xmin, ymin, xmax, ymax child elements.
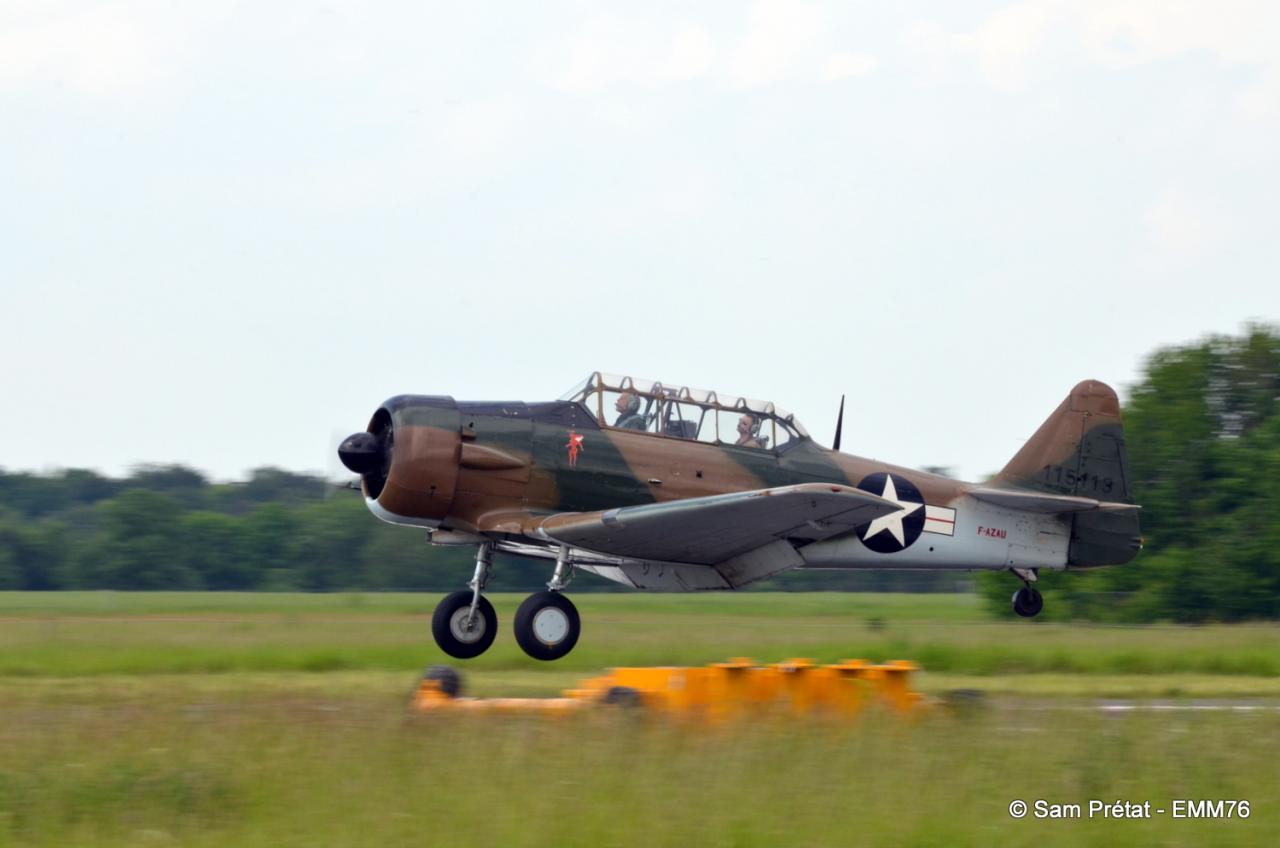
<box><xmin>513</xmin><ymin>591</ymin><xmax>581</xmax><ymax>661</ymax></box>
<box><xmin>431</xmin><ymin>591</ymin><xmax>498</xmax><ymax>659</ymax></box>
<box><xmin>1012</xmin><ymin>586</ymin><xmax>1044</xmax><ymax>618</ymax></box>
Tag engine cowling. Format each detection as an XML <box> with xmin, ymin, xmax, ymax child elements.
<box><xmin>338</xmin><ymin>396</ymin><xmax>461</xmax><ymax>525</ymax></box>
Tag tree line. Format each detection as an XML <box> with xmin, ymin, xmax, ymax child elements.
<box><xmin>0</xmin><ymin>467</ymin><xmax>490</xmax><ymax>592</ymax></box>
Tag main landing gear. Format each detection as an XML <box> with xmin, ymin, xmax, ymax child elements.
<box><xmin>431</xmin><ymin>542</ymin><xmax>498</xmax><ymax>659</ymax></box>
<box><xmin>1010</xmin><ymin>566</ymin><xmax>1043</xmax><ymax>618</ymax></box>
<box><xmin>514</xmin><ymin>547</ymin><xmax>580</xmax><ymax>661</ymax></box>
<box><xmin>429</xmin><ymin>543</ymin><xmax>582</xmax><ymax>661</ymax></box>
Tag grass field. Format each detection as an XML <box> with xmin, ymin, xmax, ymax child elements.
<box><xmin>2</xmin><ymin>591</ymin><xmax>1279</xmax><ymax>683</ymax></box>
<box><xmin>2</xmin><ymin>592</ymin><xmax>1278</xmax><ymax>846</ymax></box>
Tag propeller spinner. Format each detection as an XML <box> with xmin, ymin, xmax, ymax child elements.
<box><xmin>338</xmin><ymin>431</ymin><xmax>384</xmax><ymax>476</ymax></box>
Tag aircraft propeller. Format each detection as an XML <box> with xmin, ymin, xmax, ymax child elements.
<box><xmin>338</xmin><ymin>431</ymin><xmax>383</xmax><ymax>475</ymax></box>
<box><xmin>336</xmin><ymin>417</ymin><xmax>393</xmax><ymax>497</ymax></box>
<box><xmin>325</xmin><ymin>429</ymin><xmax>363</xmax><ymax>498</ymax></box>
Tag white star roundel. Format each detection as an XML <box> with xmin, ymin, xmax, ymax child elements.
<box><xmin>855</xmin><ymin>473</ymin><xmax>925</xmax><ymax>553</ymax></box>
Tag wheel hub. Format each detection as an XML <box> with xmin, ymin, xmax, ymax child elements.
<box><xmin>449</xmin><ymin>607</ymin><xmax>486</xmax><ymax>643</ymax></box>
<box><xmin>531</xmin><ymin>607</ymin><xmax>569</xmax><ymax>645</ymax></box>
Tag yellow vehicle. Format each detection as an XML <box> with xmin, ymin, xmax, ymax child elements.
<box><xmin>411</xmin><ymin>659</ymin><xmax>927</xmax><ymax>721</ymax></box>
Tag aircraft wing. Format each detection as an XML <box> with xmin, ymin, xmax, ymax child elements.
<box><xmin>531</xmin><ymin>483</ymin><xmax>900</xmax><ymax>565</ymax></box>
<box><xmin>968</xmin><ymin>486</ymin><xmax>1141</xmax><ymax>514</ymax></box>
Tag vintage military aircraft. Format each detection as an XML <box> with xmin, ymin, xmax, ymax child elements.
<box><xmin>338</xmin><ymin>373</ymin><xmax>1141</xmax><ymax>661</ymax></box>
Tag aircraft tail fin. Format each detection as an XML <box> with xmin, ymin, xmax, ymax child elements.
<box><xmin>994</xmin><ymin>380</ymin><xmax>1141</xmax><ymax>566</ymax></box>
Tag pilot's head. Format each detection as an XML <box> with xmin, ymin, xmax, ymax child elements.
<box><xmin>738</xmin><ymin>414</ymin><xmax>758</xmax><ymax>437</ymax></box>
<box><xmin>616</xmin><ymin>392</ymin><xmax>640</xmax><ymax>414</ymax></box>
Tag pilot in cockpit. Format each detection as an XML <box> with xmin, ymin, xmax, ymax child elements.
<box><xmin>735</xmin><ymin>413</ymin><xmax>764</xmax><ymax>449</ymax></box>
<box><xmin>614</xmin><ymin>392</ymin><xmax>647</xmax><ymax>430</ymax></box>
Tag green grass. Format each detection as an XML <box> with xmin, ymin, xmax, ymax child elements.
<box><xmin>2</xmin><ymin>592</ymin><xmax>1279</xmax><ymax>846</ymax></box>
<box><xmin>0</xmin><ymin>695</ymin><xmax>1275</xmax><ymax>847</ymax></box>
<box><xmin>2</xmin><ymin>592</ymin><xmax>1278</xmax><ymax>678</ymax></box>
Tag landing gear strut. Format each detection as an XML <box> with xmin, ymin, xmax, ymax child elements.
<box><xmin>431</xmin><ymin>543</ymin><xmax>498</xmax><ymax>658</ymax></box>
<box><xmin>514</xmin><ymin>546</ymin><xmax>581</xmax><ymax>661</ymax></box>
<box><xmin>1010</xmin><ymin>566</ymin><xmax>1043</xmax><ymax>618</ymax></box>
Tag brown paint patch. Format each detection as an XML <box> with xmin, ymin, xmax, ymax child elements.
<box><xmin>998</xmin><ymin>380</ymin><xmax>1123</xmax><ymax>485</ymax></box>
<box><xmin>826</xmin><ymin>453</ymin><xmax>971</xmax><ymax>505</ymax></box>
<box><xmin>476</xmin><ymin>509</ymin><xmax>547</xmax><ymax>535</ymax></box>
<box><xmin>1068</xmin><ymin>379</ymin><xmax>1121</xmax><ymax>416</ymax></box>
<box><xmin>605</xmin><ymin>430</ymin><xmax>766</xmax><ymax>501</ymax></box>
<box><xmin>376</xmin><ymin>424</ymin><xmax>460</xmax><ymax>520</ymax></box>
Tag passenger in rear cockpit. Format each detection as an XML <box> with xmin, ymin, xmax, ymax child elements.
<box><xmin>735</xmin><ymin>414</ymin><xmax>763</xmax><ymax>449</ymax></box>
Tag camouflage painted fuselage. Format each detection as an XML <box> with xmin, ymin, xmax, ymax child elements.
<box><xmin>357</xmin><ymin>381</ymin><xmax>1141</xmax><ymax>589</ymax></box>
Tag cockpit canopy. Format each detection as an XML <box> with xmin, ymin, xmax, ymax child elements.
<box><xmin>559</xmin><ymin>372</ymin><xmax>809</xmax><ymax>452</ymax></box>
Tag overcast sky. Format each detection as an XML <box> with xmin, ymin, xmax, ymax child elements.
<box><xmin>2</xmin><ymin>0</ymin><xmax>1277</xmax><ymax>483</ymax></box>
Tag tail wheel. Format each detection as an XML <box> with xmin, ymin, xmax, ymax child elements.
<box><xmin>514</xmin><ymin>591</ymin><xmax>581</xmax><ymax>661</ymax></box>
<box><xmin>432</xmin><ymin>590</ymin><xmax>498</xmax><ymax>659</ymax></box>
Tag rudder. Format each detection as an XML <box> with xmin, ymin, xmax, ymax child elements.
<box><xmin>995</xmin><ymin>380</ymin><xmax>1141</xmax><ymax>567</ymax></box>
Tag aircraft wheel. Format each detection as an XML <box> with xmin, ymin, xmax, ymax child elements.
<box><xmin>1012</xmin><ymin>586</ymin><xmax>1044</xmax><ymax>618</ymax></box>
<box><xmin>514</xmin><ymin>591</ymin><xmax>580</xmax><ymax>661</ymax></box>
<box><xmin>432</xmin><ymin>591</ymin><xmax>498</xmax><ymax>659</ymax></box>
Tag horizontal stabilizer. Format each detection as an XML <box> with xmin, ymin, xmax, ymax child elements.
<box><xmin>969</xmin><ymin>486</ymin><xmax>1141</xmax><ymax>514</ymax></box>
